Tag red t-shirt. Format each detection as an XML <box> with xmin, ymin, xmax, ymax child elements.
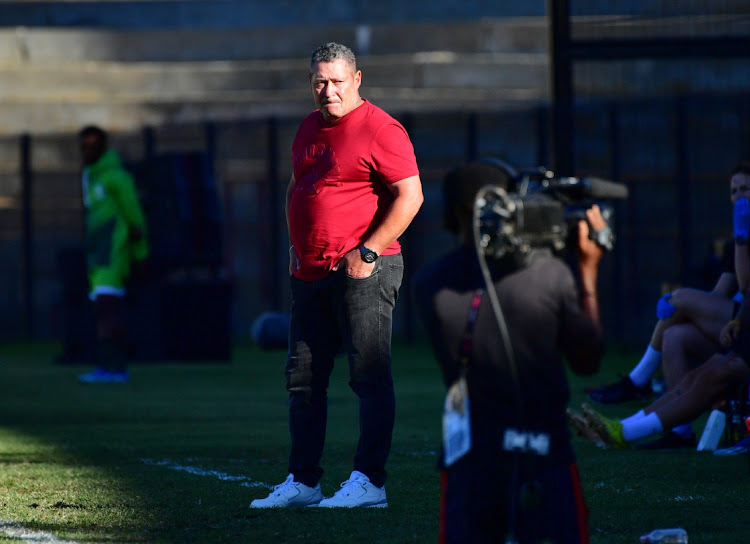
<box><xmin>290</xmin><ymin>99</ymin><xmax>420</xmax><ymax>281</ymax></box>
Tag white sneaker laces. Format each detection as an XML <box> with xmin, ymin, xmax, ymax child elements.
<box><xmin>271</xmin><ymin>475</ymin><xmax>296</xmax><ymax>496</ymax></box>
<box><xmin>337</xmin><ymin>475</ymin><xmax>367</xmax><ymax>496</ymax></box>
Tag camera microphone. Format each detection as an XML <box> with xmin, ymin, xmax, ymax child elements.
<box><xmin>579</xmin><ymin>177</ymin><xmax>629</xmax><ymax>200</ymax></box>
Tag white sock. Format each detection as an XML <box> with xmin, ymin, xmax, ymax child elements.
<box><xmin>621</xmin><ymin>410</ymin><xmax>645</xmax><ymax>426</ymax></box>
<box><xmin>628</xmin><ymin>346</ymin><xmax>661</xmax><ymax>388</ymax></box>
<box><xmin>622</xmin><ymin>412</ymin><xmax>663</xmax><ymax>442</ymax></box>
<box><xmin>671</xmin><ymin>423</ymin><xmax>693</xmax><ymax>438</ymax></box>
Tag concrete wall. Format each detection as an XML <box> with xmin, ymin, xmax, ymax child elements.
<box><xmin>0</xmin><ymin>18</ymin><xmax>551</xmax><ymax>137</ymax></box>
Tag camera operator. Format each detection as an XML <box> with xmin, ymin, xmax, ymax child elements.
<box><xmin>413</xmin><ymin>160</ymin><xmax>608</xmax><ymax>544</ymax></box>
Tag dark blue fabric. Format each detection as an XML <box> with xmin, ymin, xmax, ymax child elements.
<box><xmin>250</xmin><ymin>312</ymin><xmax>290</xmax><ymax>350</ymax></box>
<box><xmin>413</xmin><ymin>244</ymin><xmax>601</xmax><ymax>543</ymax></box>
<box><xmin>443</xmin><ymin>449</ymin><xmax>586</xmax><ymax>544</ymax></box>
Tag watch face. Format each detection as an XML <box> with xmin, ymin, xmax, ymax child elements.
<box><xmin>360</xmin><ymin>246</ymin><xmax>378</xmax><ymax>263</ymax></box>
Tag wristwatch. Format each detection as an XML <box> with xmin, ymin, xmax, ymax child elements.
<box><xmin>359</xmin><ymin>245</ymin><xmax>379</xmax><ymax>263</ymax></box>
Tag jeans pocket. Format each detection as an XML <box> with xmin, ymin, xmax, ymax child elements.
<box><xmin>345</xmin><ymin>258</ymin><xmax>382</xmax><ymax>280</ymax></box>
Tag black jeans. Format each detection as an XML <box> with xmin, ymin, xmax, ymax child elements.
<box><xmin>286</xmin><ymin>254</ymin><xmax>403</xmax><ymax>488</ymax></box>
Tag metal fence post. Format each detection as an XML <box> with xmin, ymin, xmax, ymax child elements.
<box><xmin>20</xmin><ymin>133</ymin><xmax>34</xmax><ymax>338</ymax></box>
<box><xmin>142</xmin><ymin>125</ymin><xmax>156</xmax><ymax>160</ymax></box>
<box><xmin>535</xmin><ymin>105</ymin><xmax>549</xmax><ymax>167</ymax></box>
<box><xmin>675</xmin><ymin>99</ymin><xmax>692</xmax><ymax>286</ymax></box>
<box><xmin>548</xmin><ymin>0</ymin><xmax>574</xmax><ymax>176</ymax></box>
<box><xmin>608</xmin><ymin>103</ymin><xmax>628</xmax><ymax>340</ymax></box>
<box><xmin>267</xmin><ymin>116</ymin><xmax>282</xmax><ymax>311</ymax></box>
<box><xmin>466</xmin><ymin>112</ymin><xmax>478</xmax><ymax>161</ymax></box>
<box><xmin>400</xmin><ymin>113</ymin><xmax>416</xmax><ymax>344</ymax></box>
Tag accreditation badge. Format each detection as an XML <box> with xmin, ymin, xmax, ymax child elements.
<box><xmin>442</xmin><ymin>375</ymin><xmax>471</xmax><ymax>466</ymax></box>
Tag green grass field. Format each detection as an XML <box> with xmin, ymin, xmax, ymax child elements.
<box><xmin>0</xmin><ymin>340</ymin><xmax>748</xmax><ymax>543</ymax></box>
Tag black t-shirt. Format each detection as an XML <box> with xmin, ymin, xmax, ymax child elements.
<box><xmin>413</xmin><ymin>245</ymin><xmax>603</xmax><ymax>462</ymax></box>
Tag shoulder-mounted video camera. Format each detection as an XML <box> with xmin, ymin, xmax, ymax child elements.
<box><xmin>474</xmin><ymin>160</ymin><xmax>629</xmax><ymax>262</ymax></box>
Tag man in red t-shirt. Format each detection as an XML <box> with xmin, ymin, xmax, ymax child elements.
<box><xmin>251</xmin><ymin>42</ymin><xmax>423</xmax><ymax>509</ymax></box>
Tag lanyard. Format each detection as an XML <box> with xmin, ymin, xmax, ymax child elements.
<box><xmin>459</xmin><ymin>288</ymin><xmax>484</xmax><ymax>368</ymax></box>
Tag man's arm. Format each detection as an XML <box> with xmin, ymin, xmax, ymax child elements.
<box><xmin>364</xmin><ymin>175</ymin><xmax>424</xmax><ymax>254</ymax></box>
<box><xmin>577</xmin><ymin>206</ymin><xmax>606</xmax><ymax>328</ymax></box>
<box><xmin>412</xmin><ymin>269</ymin><xmax>463</xmax><ymax>388</ymax></box>
<box><xmin>285</xmin><ymin>174</ymin><xmax>301</xmax><ymax>276</ymax></box>
<box><xmin>285</xmin><ymin>173</ymin><xmax>295</xmax><ymax>236</ymax></box>
<box><xmin>735</xmin><ymin>242</ymin><xmax>750</xmax><ymax>294</ymax></box>
<box><xmin>334</xmin><ymin>175</ymin><xmax>424</xmax><ymax>277</ymax></box>
<box><xmin>734</xmin><ymin>197</ymin><xmax>750</xmax><ymax>291</ymax></box>
<box><xmin>564</xmin><ymin>206</ymin><xmax>606</xmax><ymax>375</ymax></box>
<box><xmin>721</xmin><ymin>284</ymin><xmax>750</xmax><ymax>348</ymax></box>
<box><xmin>109</xmin><ymin>170</ymin><xmax>149</xmax><ymax>260</ymax></box>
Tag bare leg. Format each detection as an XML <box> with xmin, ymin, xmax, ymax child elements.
<box><xmin>661</xmin><ymin>322</ymin><xmax>719</xmax><ymax>389</ymax></box>
<box><xmin>590</xmin><ymin>289</ymin><xmax>735</xmax><ymax>404</ymax></box>
<box><xmin>653</xmin><ymin>353</ymin><xmax>750</xmax><ymax>430</ymax></box>
<box><xmin>665</xmin><ymin>287</ymin><xmax>735</xmax><ymax>343</ymax></box>
<box><xmin>644</xmin><ymin>287</ymin><xmax>730</xmax><ymax>362</ymax></box>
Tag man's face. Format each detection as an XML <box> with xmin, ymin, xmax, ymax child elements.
<box><xmin>80</xmin><ymin>134</ymin><xmax>105</xmax><ymax>166</ymax></box>
<box><xmin>730</xmin><ymin>172</ymin><xmax>750</xmax><ymax>205</ymax></box>
<box><xmin>309</xmin><ymin>58</ymin><xmax>362</xmax><ymax>122</ymax></box>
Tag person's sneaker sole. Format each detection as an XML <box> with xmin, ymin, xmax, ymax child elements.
<box><xmin>316</xmin><ymin>471</ymin><xmax>387</xmax><ymax>508</ymax></box>
<box><xmin>251</xmin><ymin>501</ymin><xmax>321</xmax><ymax>508</ymax></box>
<box><xmin>315</xmin><ymin>501</ymin><xmax>387</xmax><ymax>508</ymax></box>
<box><xmin>567</xmin><ymin>408</ymin><xmax>608</xmax><ymax>449</ymax></box>
<box><xmin>714</xmin><ymin>436</ymin><xmax>750</xmax><ymax>455</ymax></box>
<box><xmin>249</xmin><ymin>475</ymin><xmax>323</xmax><ymax>508</ymax></box>
<box><xmin>581</xmin><ymin>403</ymin><xmax>628</xmax><ymax>449</ymax></box>
<box><xmin>586</xmin><ymin>376</ymin><xmax>653</xmax><ymax>404</ymax></box>
<box><xmin>311</xmin><ymin>499</ymin><xmax>388</xmax><ymax>508</ymax></box>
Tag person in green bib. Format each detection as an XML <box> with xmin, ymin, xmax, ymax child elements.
<box><xmin>78</xmin><ymin>125</ymin><xmax>149</xmax><ymax>384</ymax></box>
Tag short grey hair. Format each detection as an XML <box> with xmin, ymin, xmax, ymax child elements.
<box><xmin>310</xmin><ymin>42</ymin><xmax>357</xmax><ymax>72</ymax></box>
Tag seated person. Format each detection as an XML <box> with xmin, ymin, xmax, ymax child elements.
<box><xmin>569</xmin><ymin>294</ymin><xmax>750</xmax><ymax>450</ymax></box>
<box><xmin>588</xmin><ymin>163</ymin><xmax>750</xmax><ymax>405</ymax></box>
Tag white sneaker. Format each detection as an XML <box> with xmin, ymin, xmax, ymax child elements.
<box><xmin>317</xmin><ymin>470</ymin><xmax>387</xmax><ymax>508</ymax></box>
<box><xmin>249</xmin><ymin>474</ymin><xmax>323</xmax><ymax>508</ymax></box>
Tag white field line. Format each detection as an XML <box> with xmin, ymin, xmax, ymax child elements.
<box><xmin>0</xmin><ymin>520</ymin><xmax>80</xmax><ymax>544</ymax></box>
<box><xmin>663</xmin><ymin>495</ymin><xmax>707</xmax><ymax>502</ymax></box>
<box><xmin>141</xmin><ymin>458</ymin><xmax>273</xmax><ymax>489</ymax></box>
